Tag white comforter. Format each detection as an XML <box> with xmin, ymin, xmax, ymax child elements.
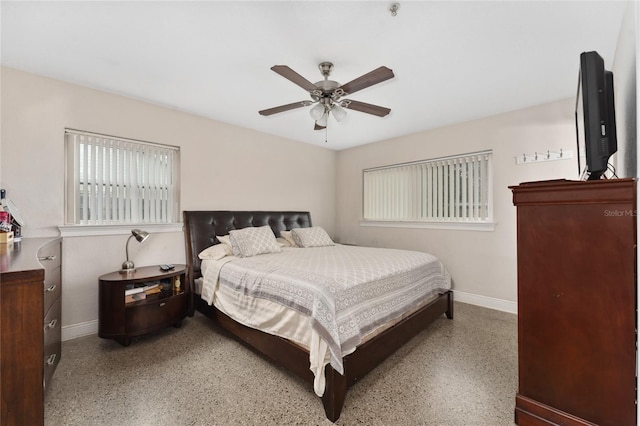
<box><xmin>201</xmin><ymin>244</ymin><xmax>451</xmax><ymax>395</ymax></box>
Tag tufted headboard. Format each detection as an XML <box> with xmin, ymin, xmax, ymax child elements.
<box><xmin>183</xmin><ymin>210</ymin><xmax>312</xmax><ymax>286</ymax></box>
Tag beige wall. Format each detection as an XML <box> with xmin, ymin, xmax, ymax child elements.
<box><xmin>0</xmin><ymin>67</ymin><xmax>336</xmax><ymax>335</ymax></box>
<box><xmin>335</xmin><ymin>99</ymin><xmax>578</xmax><ymax>307</ymax></box>
<box><xmin>1</xmin><ymin>46</ymin><xmax>633</xmax><ymax>333</ymax></box>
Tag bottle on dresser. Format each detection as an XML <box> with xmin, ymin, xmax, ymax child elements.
<box><xmin>0</xmin><ymin>190</ymin><xmax>13</xmax><ymax>245</ymax></box>
<box><xmin>0</xmin><ymin>189</ymin><xmax>23</xmax><ymax>241</ymax></box>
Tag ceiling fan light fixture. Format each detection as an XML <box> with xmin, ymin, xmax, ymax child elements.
<box><xmin>331</xmin><ymin>104</ymin><xmax>347</xmax><ymax>122</ymax></box>
<box><xmin>309</xmin><ymin>103</ymin><xmax>325</xmax><ymax>120</ymax></box>
<box><xmin>316</xmin><ymin>112</ymin><xmax>329</xmax><ymax>127</ymax></box>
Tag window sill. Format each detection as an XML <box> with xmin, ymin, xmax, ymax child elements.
<box><xmin>58</xmin><ymin>223</ymin><xmax>183</xmax><ymax>237</ymax></box>
<box><xmin>359</xmin><ymin>220</ymin><xmax>495</xmax><ymax>232</ymax></box>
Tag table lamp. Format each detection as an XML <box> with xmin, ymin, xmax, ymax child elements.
<box><xmin>121</xmin><ymin>229</ymin><xmax>150</xmax><ymax>272</ymax></box>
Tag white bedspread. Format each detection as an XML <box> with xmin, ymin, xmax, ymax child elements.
<box><xmin>201</xmin><ymin>253</ymin><xmax>335</xmax><ymax>395</ymax></box>
<box><xmin>200</xmin><ymin>244</ymin><xmax>451</xmax><ymax>394</ymax></box>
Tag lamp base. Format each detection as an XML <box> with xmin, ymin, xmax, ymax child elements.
<box><xmin>121</xmin><ymin>260</ymin><xmax>135</xmax><ymax>273</ymax></box>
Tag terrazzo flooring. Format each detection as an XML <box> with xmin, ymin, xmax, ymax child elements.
<box><xmin>44</xmin><ymin>302</ymin><xmax>518</xmax><ymax>426</ymax></box>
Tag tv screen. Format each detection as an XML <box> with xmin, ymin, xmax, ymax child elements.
<box><xmin>575</xmin><ymin>51</ymin><xmax>617</xmax><ymax>180</ymax></box>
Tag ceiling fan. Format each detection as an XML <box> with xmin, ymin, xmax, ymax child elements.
<box><xmin>259</xmin><ymin>62</ymin><xmax>394</xmax><ymax>130</ymax></box>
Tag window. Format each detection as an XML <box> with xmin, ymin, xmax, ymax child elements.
<box><xmin>65</xmin><ymin>129</ymin><xmax>179</xmax><ymax>226</ymax></box>
<box><xmin>363</xmin><ymin>150</ymin><xmax>493</xmax><ymax>227</ymax></box>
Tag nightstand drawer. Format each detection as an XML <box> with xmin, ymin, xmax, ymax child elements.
<box><xmin>125</xmin><ymin>292</ymin><xmax>187</xmax><ymax>335</ymax></box>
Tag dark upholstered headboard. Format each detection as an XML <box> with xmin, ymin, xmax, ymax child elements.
<box><xmin>183</xmin><ymin>211</ymin><xmax>312</xmax><ymax>285</ymax></box>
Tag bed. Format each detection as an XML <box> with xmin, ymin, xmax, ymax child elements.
<box><xmin>183</xmin><ymin>210</ymin><xmax>453</xmax><ymax>422</ymax></box>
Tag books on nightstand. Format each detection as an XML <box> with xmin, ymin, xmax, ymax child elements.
<box><xmin>125</xmin><ymin>292</ymin><xmax>146</xmax><ymax>303</ymax></box>
<box><xmin>124</xmin><ymin>282</ymin><xmax>161</xmax><ymax>303</ymax></box>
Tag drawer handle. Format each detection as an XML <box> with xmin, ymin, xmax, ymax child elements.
<box><xmin>38</xmin><ymin>255</ymin><xmax>57</xmax><ymax>261</ymax></box>
<box><xmin>159</xmin><ymin>302</ymin><xmax>166</xmax><ymax>307</ymax></box>
<box><xmin>46</xmin><ymin>354</ymin><xmax>57</xmax><ymax>365</ymax></box>
<box><xmin>44</xmin><ymin>319</ymin><xmax>58</xmax><ymax>330</ymax></box>
<box><xmin>45</xmin><ymin>284</ymin><xmax>57</xmax><ymax>293</ymax></box>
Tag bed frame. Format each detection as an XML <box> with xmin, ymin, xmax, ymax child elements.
<box><xmin>183</xmin><ymin>210</ymin><xmax>453</xmax><ymax>422</ymax></box>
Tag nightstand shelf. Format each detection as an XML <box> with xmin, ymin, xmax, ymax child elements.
<box><xmin>98</xmin><ymin>265</ymin><xmax>188</xmax><ymax>346</ymax></box>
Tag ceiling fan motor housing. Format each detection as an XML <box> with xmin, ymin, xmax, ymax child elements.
<box><xmin>314</xmin><ymin>80</ymin><xmax>340</xmax><ymax>95</ymax></box>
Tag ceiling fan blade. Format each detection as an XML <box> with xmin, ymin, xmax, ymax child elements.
<box><xmin>314</xmin><ymin>123</ymin><xmax>326</xmax><ymax>131</ymax></box>
<box><xmin>342</xmin><ymin>100</ymin><xmax>391</xmax><ymax>117</ymax></box>
<box><xmin>338</xmin><ymin>66</ymin><xmax>394</xmax><ymax>95</ymax></box>
<box><xmin>259</xmin><ymin>101</ymin><xmax>309</xmax><ymax>116</ymax></box>
<box><xmin>271</xmin><ymin>65</ymin><xmax>318</xmax><ymax>92</ymax></box>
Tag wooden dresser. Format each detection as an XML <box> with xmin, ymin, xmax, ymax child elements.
<box><xmin>511</xmin><ymin>179</ymin><xmax>636</xmax><ymax>426</ymax></box>
<box><xmin>0</xmin><ymin>237</ymin><xmax>62</xmax><ymax>426</ymax></box>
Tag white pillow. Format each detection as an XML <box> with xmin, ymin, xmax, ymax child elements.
<box><xmin>276</xmin><ymin>237</ymin><xmax>291</xmax><ymax>247</ymax></box>
<box><xmin>198</xmin><ymin>243</ymin><xmax>232</xmax><ymax>260</ymax></box>
<box><xmin>229</xmin><ymin>226</ymin><xmax>282</xmax><ymax>257</ymax></box>
<box><xmin>279</xmin><ymin>230</ymin><xmax>298</xmax><ymax>247</ymax></box>
<box><xmin>291</xmin><ymin>227</ymin><xmax>334</xmax><ymax>248</ymax></box>
<box><xmin>216</xmin><ymin>235</ymin><xmax>232</xmax><ymax>246</ymax></box>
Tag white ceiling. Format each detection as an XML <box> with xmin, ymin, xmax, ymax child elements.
<box><xmin>0</xmin><ymin>1</ymin><xmax>628</xmax><ymax>150</ymax></box>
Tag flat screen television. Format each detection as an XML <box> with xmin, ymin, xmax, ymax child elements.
<box><xmin>575</xmin><ymin>51</ymin><xmax>617</xmax><ymax>180</ymax></box>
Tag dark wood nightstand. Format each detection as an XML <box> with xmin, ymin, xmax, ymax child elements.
<box><xmin>98</xmin><ymin>265</ymin><xmax>188</xmax><ymax>346</ymax></box>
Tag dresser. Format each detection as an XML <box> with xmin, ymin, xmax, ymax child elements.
<box><xmin>510</xmin><ymin>179</ymin><xmax>636</xmax><ymax>426</ymax></box>
<box><xmin>0</xmin><ymin>237</ymin><xmax>62</xmax><ymax>426</ymax></box>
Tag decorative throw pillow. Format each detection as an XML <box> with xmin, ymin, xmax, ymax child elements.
<box><xmin>229</xmin><ymin>226</ymin><xmax>282</xmax><ymax>257</ymax></box>
<box><xmin>291</xmin><ymin>227</ymin><xmax>334</xmax><ymax>248</ymax></box>
<box><xmin>198</xmin><ymin>243</ymin><xmax>232</xmax><ymax>260</ymax></box>
<box><xmin>279</xmin><ymin>230</ymin><xmax>298</xmax><ymax>247</ymax></box>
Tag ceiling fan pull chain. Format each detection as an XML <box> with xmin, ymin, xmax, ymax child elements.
<box><xmin>325</xmin><ymin>125</ymin><xmax>328</xmax><ymax>144</ymax></box>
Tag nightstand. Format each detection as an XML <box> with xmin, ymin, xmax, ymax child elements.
<box><xmin>98</xmin><ymin>264</ymin><xmax>188</xmax><ymax>346</ymax></box>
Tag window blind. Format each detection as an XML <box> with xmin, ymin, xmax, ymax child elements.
<box><xmin>363</xmin><ymin>151</ymin><xmax>492</xmax><ymax>222</ymax></box>
<box><xmin>65</xmin><ymin>130</ymin><xmax>179</xmax><ymax>225</ymax></box>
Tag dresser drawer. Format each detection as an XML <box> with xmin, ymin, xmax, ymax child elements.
<box><xmin>43</xmin><ymin>265</ymin><xmax>61</xmax><ymax>313</ymax></box>
<box><xmin>125</xmin><ymin>293</ymin><xmax>187</xmax><ymax>335</ymax></box>
<box><xmin>43</xmin><ymin>298</ymin><xmax>61</xmax><ymax>394</ymax></box>
<box><xmin>39</xmin><ymin>241</ymin><xmax>61</xmax><ymax>314</ymax></box>
<box><xmin>38</xmin><ymin>240</ymin><xmax>61</xmax><ymax>270</ymax></box>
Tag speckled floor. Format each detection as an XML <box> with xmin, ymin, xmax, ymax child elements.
<box><xmin>44</xmin><ymin>302</ymin><xmax>517</xmax><ymax>426</ymax></box>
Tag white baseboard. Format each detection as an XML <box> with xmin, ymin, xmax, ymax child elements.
<box><xmin>62</xmin><ymin>319</ymin><xmax>98</xmax><ymax>341</ymax></box>
<box><xmin>453</xmin><ymin>290</ymin><xmax>517</xmax><ymax>314</ymax></box>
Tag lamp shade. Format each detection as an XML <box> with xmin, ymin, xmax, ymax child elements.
<box><xmin>316</xmin><ymin>111</ymin><xmax>328</xmax><ymax>127</ymax></box>
<box><xmin>309</xmin><ymin>103</ymin><xmax>326</xmax><ymax>120</ymax></box>
<box><xmin>331</xmin><ymin>104</ymin><xmax>347</xmax><ymax>122</ymax></box>
<box><xmin>132</xmin><ymin>229</ymin><xmax>150</xmax><ymax>243</ymax></box>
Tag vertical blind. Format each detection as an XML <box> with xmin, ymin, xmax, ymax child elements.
<box><xmin>65</xmin><ymin>130</ymin><xmax>179</xmax><ymax>225</ymax></box>
<box><xmin>363</xmin><ymin>151</ymin><xmax>492</xmax><ymax>222</ymax></box>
